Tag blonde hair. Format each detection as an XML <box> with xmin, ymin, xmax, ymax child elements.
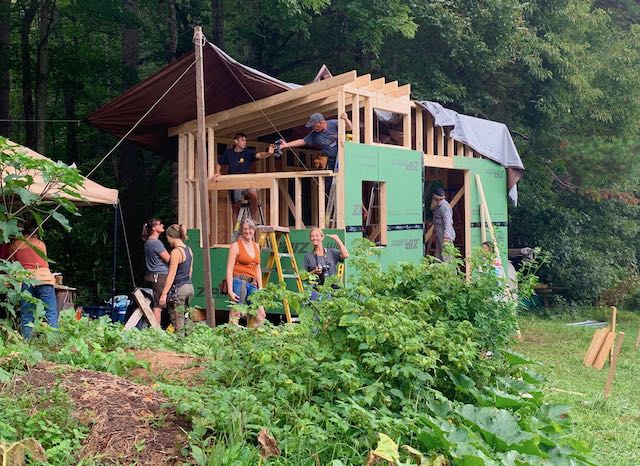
<box><xmin>166</xmin><ymin>224</ymin><xmax>188</xmax><ymax>240</ymax></box>
<box><xmin>309</xmin><ymin>227</ymin><xmax>324</xmax><ymax>238</ymax></box>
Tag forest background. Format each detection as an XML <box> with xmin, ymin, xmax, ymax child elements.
<box><xmin>1</xmin><ymin>0</ymin><xmax>640</xmax><ymax>307</ymax></box>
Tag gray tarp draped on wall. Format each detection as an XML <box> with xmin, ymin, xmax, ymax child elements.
<box><xmin>417</xmin><ymin>101</ymin><xmax>524</xmax><ymax>205</ymax></box>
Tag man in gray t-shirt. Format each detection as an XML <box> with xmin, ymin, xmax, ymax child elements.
<box><xmin>280</xmin><ymin>112</ymin><xmax>353</xmax><ymax>194</ymax></box>
<box><xmin>431</xmin><ymin>188</ymin><xmax>456</xmax><ymax>261</ymax></box>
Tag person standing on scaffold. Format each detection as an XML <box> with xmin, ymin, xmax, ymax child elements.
<box><xmin>213</xmin><ymin>132</ymin><xmax>275</xmax><ymax>225</ymax></box>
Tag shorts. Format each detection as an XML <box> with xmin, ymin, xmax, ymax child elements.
<box><xmin>143</xmin><ymin>273</ymin><xmax>168</xmax><ymax>309</ymax></box>
<box><xmin>229</xmin><ymin>188</ymin><xmax>255</xmax><ymax>204</ymax></box>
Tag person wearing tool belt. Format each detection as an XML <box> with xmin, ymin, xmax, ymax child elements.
<box><xmin>225</xmin><ymin>219</ymin><xmax>266</xmax><ymax>327</ymax></box>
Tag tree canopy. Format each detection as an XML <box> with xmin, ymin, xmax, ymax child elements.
<box><xmin>1</xmin><ymin>0</ymin><xmax>640</xmax><ymax>305</ymax></box>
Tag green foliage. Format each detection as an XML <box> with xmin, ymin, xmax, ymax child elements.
<box><xmin>0</xmin><ymin>137</ymin><xmax>84</xmax><ymax>327</ymax></box>
<box><xmin>0</xmin><ymin>383</ymin><xmax>87</xmax><ymax>465</ymax></box>
<box><xmin>135</xmin><ymin>245</ymin><xmax>591</xmax><ymax>465</ymax></box>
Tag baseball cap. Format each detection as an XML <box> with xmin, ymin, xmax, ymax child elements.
<box><xmin>305</xmin><ymin>112</ymin><xmax>325</xmax><ymax>127</ymax></box>
<box><xmin>433</xmin><ymin>188</ymin><xmax>445</xmax><ymax>197</ymax></box>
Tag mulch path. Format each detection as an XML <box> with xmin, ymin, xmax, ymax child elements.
<box><xmin>128</xmin><ymin>349</ymin><xmax>205</xmax><ymax>385</ymax></box>
<box><xmin>12</xmin><ymin>361</ymin><xmax>189</xmax><ymax>465</ymax></box>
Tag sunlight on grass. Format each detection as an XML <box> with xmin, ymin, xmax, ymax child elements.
<box><xmin>515</xmin><ymin>311</ymin><xmax>640</xmax><ymax>466</ymax></box>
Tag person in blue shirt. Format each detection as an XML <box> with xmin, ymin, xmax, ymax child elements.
<box><xmin>280</xmin><ymin>112</ymin><xmax>352</xmax><ymax>195</ymax></box>
<box><xmin>213</xmin><ymin>132</ymin><xmax>274</xmax><ymax>221</ymax></box>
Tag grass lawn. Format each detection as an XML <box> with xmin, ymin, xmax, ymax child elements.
<box><xmin>514</xmin><ymin>309</ymin><xmax>640</xmax><ymax>466</ymax></box>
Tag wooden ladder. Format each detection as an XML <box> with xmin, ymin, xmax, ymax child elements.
<box><xmin>257</xmin><ymin>226</ymin><xmax>304</xmax><ymax>324</ymax></box>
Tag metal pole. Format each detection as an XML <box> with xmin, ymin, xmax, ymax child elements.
<box><xmin>111</xmin><ymin>203</ymin><xmax>118</xmax><ymax>315</ymax></box>
<box><xmin>194</xmin><ymin>26</ymin><xmax>215</xmax><ymax>326</ymax></box>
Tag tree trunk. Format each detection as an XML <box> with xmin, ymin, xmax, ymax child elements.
<box><xmin>61</xmin><ymin>32</ymin><xmax>79</xmax><ymax>163</ymax></box>
<box><xmin>166</xmin><ymin>0</ymin><xmax>177</xmax><ymax>63</ymax></box>
<box><xmin>20</xmin><ymin>0</ymin><xmax>38</xmax><ymax>148</ymax></box>
<box><xmin>35</xmin><ymin>0</ymin><xmax>56</xmax><ymax>153</ymax></box>
<box><xmin>120</xmin><ymin>0</ymin><xmax>144</xmax><ymax>280</ymax></box>
<box><xmin>0</xmin><ymin>0</ymin><xmax>10</xmax><ymax>137</ymax></box>
<box><xmin>211</xmin><ymin>0</ymin><xmax>224</xmax><ymax>48</ymax></box>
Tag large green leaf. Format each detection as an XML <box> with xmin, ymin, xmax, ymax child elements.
<box><xmin>457</xmin><ymin>405</ymin><xmax>544</xmax><ymax>456</ymax></box>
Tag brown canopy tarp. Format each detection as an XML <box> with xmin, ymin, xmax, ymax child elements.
<box><xmin>87</xmin><ymin>43</ymin><xmax>295</xmax><ymax>155</ymax></box>
<box><xmin>3</xmin><ymin>139</ymin><xmax>118</xmax><ymax>205</ymax></box>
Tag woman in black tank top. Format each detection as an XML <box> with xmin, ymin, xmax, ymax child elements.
<box><xmin>159</xmin><ymin>224</ymin><xmax>194</xmax><ymax>332</ymax></box>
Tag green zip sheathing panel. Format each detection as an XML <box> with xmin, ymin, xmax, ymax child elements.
<box><xmin>343</xmin><ymin>142</ymin><xmax>424</xmax><ymax>269</ymax></box>
<box><xmin>452</xmin><ymin>156</ymin><xmax>509</xmax><ymax>268</ymax></box>
<box><xmin>186</xmin><ymin>228</ymin><xmax>345</xmax><ymax>311</ymax></box>
<box><xmin>185</xmin><ymin>145</ymin><xmax>509</xmax><ymax>311</ymax></box>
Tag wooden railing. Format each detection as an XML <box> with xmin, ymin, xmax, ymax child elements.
<box><xmin>207</xmin><ymin>171</ymin><xmax>334</xmax><ymax>245</ymax></box>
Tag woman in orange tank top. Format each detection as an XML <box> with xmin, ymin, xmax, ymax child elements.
<box><xmin>8</xmin><ymin>221</ymin><xmax>58</xmax><ymax>339</ymax></box>
<box><xmin>225</xmin><ymin>219</ymin><xmax>266</xmax><ymax>326</ymax></box>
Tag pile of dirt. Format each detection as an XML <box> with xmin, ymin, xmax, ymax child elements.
<box><xmin>14</xmin><ymin>362</ymin><xmax>189</xmax><ymax>465</ymax></box>
<box><xmin>128</xmin><ymin>349</ymin><xmax>205</xmax><ymax>384</ymax></box>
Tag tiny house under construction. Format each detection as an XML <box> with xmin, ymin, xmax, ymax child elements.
<box><xmin>89</xmin><ymin>43</ymin><xmax>524</xmax><ymax>314</ymax></box>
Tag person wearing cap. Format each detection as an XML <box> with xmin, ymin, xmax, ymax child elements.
<box><xmin>213</xmin><ymin>132</ymin><xmax>275</xmax><ymax>222</ymax></box>
<box><xmin>431</xmin><ymin>187</ymin><xmax>455</xmax><ymax>261</ymax></box>
<box><xmin>280</xmin><ymin>112</ymin><xmax>352</xmax><ymax>194</ymax></box>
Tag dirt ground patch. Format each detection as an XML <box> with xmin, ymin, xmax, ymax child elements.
<box><xmin>128</xmin><ymin>349</ymin><xmax>205</xmax><ymax>384</ymax></box>
<box><xmin>13</xmin><ymin>362</ymin><xmax>189</xmax><ymax>465</ymax></box>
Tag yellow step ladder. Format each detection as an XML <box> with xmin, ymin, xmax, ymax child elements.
<box><xmin>257</xmin><ymin>226</ymin><xmax>304</xmax><ymax>323</ymax></box>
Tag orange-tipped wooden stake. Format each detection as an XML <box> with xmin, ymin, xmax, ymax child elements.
<box><xmin>604</xmin><ymin>332</ymin><xmax>625</xmax><ymax>399</ymax></box>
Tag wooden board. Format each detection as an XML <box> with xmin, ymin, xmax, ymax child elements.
<box><xmin>583</xmin><ymin>327</ymin><xmax>608</xmax><ymax>367</ymax></box>
<box><xmin>593</xmin><ymin>331</ymin><xmax>615</xmax><ymax>370</ymax></box>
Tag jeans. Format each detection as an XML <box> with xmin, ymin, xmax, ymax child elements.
<box><xmin>20</xmin><ymin>283</ymin><xmax>58</xmax><ymax>339</ymax></box>
<box><xmin>232</xmin><ymin>277</ymin><xmax>258</xmax><ymax>304</ymax></box>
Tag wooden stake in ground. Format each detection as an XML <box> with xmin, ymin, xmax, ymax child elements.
<box><xmin>194</xmin><ymin>26</ymin><xmax>215</xmax><ymax>327</ymax></box>
<box><xmin>609</xmin><ymin>306</ymin><xmax>617</xmax><ymax>363</ymax></box>
<box><xmin>604</xmin><ymin>332</ymin><xmax>625</xmax><ymax>399</ymax></box>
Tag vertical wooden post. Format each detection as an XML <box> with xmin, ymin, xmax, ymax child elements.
<box><xmin>270</xmin><ymin>179</ymin><xmax>279</xmax><ymax>226</ymax></box>
<box><xmin>415</xmin><ymin>108</ymin><xmax>423</xmax><ymax>152</ymax></box>
<box><xmin>194</xmin><ymin>26</ymin><xmax>215</xmax><ymax>327</ymax></box>
<box><xmin>426</xmin><ymin>114</ymin><xmax>434</xmax><ymax>155</ymax></box>
<box><xmin>403</xmin><ymin>112</ymin><xmax>411</xmax><ymax>148</ymax></box>
<box><xmin>604</xmin><ymin>332</ymin><xmax>624</xmax><ymax>399</ymax></box>
<box><xmin>336</xmin><ymin>87</ymin><xmax>346</xmax><ymax>229</ymax></box>
<box><xmin>351</xmin><ymin>93</ymin><xmax>360</xmax><ymax>143</ymax></box>
<box><xmin>364</xmin><ymin>96</ymin><xmax>373</xmax><ymax>144</ymax></box>
<box><xmin>294</xmin><ymin>177</ymin><xmax>303</xmax><ymax>229</ymax></box>
<box><xmin>187</xmin><ymin>132</ymin><xmax>195</xmax><ymax>226</ymax></box>
<box><xmin>178</xmin><ymin>134</ymin><xmax>187</xmax><ymax>225</ymax></box>
<box><xmin>318</xmin><ymin>176</ymin><xmax>325</xmax><ymax>228</ymax></box>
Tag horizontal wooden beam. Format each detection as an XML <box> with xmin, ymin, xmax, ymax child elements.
<box><xmin>239</xmin><ymin>96</ymin><xmax>361</xmax><ymax>139</ymax></box>
<box><xmin>423</xmin><ymin>154</ymin><xmax>454</xmax><ymax>168</ymax></box>
<box><xmin>216</xmin><ymin>95</ymin><xmax>343</xmax><ymax>137</ymax></box>
<box><xmin>208</xmin><ymin>170</ymin><xmax>335</xmax><ymax>190</ymax></box>
<box><xmin>169</xmin><ymin>71</ymin><xmax>358</xmax><ymax>136</ymax></box>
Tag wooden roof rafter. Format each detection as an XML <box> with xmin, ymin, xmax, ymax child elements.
<box><xmin>168</xmin><ymin>70</ymin><xmax>358</xmax><ymax>136</ymax></box>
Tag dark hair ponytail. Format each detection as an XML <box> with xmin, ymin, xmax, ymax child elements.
<box><xmin>141</xmin><ymin>218</ymin><xmax>161</xmax><ymax>241</ymax></box>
